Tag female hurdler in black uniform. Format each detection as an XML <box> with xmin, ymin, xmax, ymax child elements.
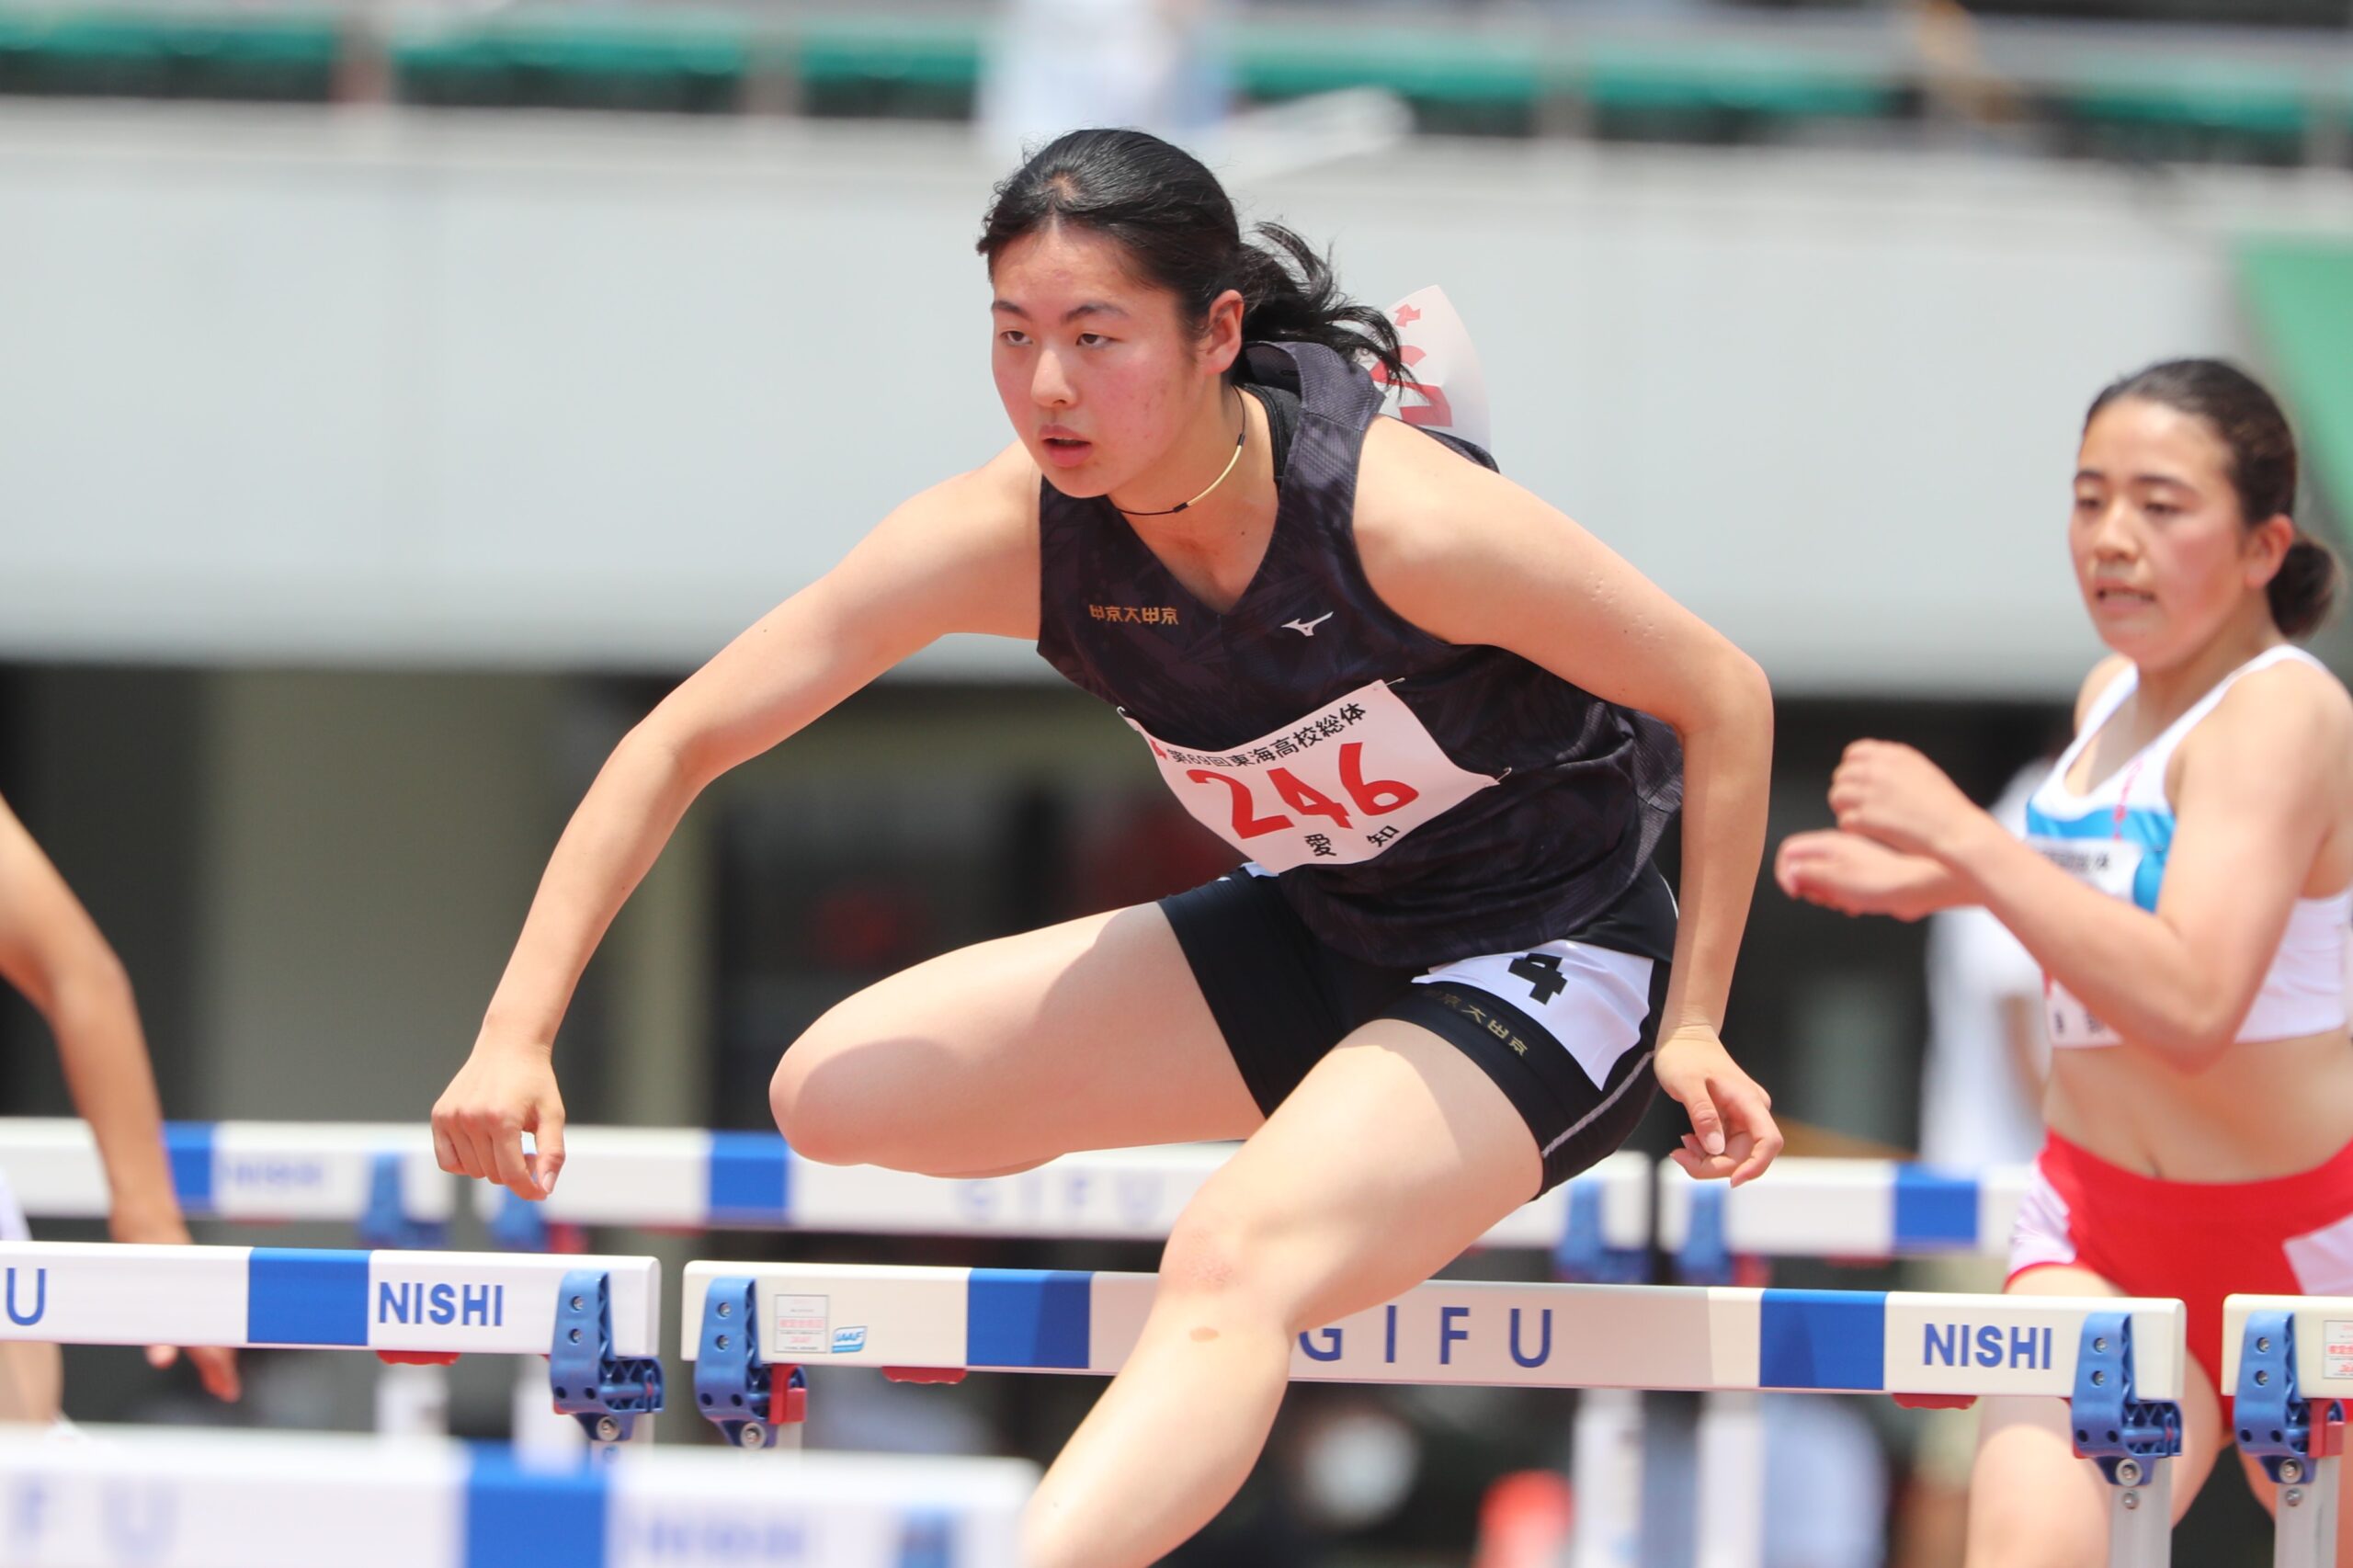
<box><xmin>433</xmin><ymin>130</ymin><xmax>1781</xmax><ymax>1567</ymax></box>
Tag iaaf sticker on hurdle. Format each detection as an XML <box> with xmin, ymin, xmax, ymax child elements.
<box><xmin>1125</xmin><ymin>287</ymin><xmax>1499</xmax><ymax>876</ymax></box>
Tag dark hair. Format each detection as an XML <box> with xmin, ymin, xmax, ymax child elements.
<box><xmin>977</xmin><ymin>128</ymin><xmax>1412</xmax><ymax>389</ymax></box>
<box><xmin>2086</xmin><ymin>358</ymin><xmax>2339</xmax><ymax>639</ymax></box>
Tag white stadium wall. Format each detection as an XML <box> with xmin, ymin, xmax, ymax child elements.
<box><xmin>4</xmin><ymin>103</ymin><xmax>2350</xmax><ymax>695</ymax></box>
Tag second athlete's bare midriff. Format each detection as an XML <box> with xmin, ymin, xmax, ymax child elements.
<box><xmin>2045</xmin><ymin>1027</ymin><xmax>2353</xmax><ymax>1181</ymax></box>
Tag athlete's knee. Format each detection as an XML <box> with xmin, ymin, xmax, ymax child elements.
<box><xmin>768</xmin><ymin>1011</ymin><xmax>896</xmax><ymax>1167</ymax></box>
<box><xmin>1157</xmin><ymin>1204</ymin><xmax>1290</xmax><ymax>1318</ymax></box>
<box><xmin>1961</xmin><ymin>1442</ymin><xmax>2107</xmax><ymax>1568</ymax></box>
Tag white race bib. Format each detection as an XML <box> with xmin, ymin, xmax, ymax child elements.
<box><xmin>2027</xmin><ymin>836</ymin><xmax>2144</xmax><ymax>1049</ymax></box>
<box><xmin>1127</xmin><ymin>680</ymin><xmax>1497</xmax><ymax>873</ymax></box>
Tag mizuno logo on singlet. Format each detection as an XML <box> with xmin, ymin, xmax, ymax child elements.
<box><xmin>1283</xmin><ymin>613</ymin><xmax>1336</xmax><ymax>637</ymax></box>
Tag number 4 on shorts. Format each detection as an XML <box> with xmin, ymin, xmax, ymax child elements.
<box><xmin>1508</xmin><ymin>952</ymin><xmax>1566</xmax><ymax>1005</ymax></box>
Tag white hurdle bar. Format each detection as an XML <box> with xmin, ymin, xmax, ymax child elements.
<box><xmin>0</xmin><ymin>1119</ymin><xmax>453</xmax><ymax>1246</ymax></box>
<box><xmin>679</xmin><ymin>1262</ymin><xmax>2189</xmax><ymax>1568</ymax></box>
<box><xmin>2226</xmin><ymin>1295</ymin><xmax>2353</xmax><ymax>1568</ymax></box>
<box><xmin>475</xmin><ymin>1131</ymin><xmax>1652</xmax><ymax>1264</ymax></box>
<box><xmin>1656</xmin><ymin>1156</ymin><xmax>2032</xmax><ymax>1278</ymax></box>
<box><xmin>0</xmin><ymin>1243</ymin><xmax>665</xmax><ymax>1443</ymax></box>
<box><xmin>0</xmin><ymin>1427</ymin><xmax>1033</xmax><ymax>1568</ymax></box>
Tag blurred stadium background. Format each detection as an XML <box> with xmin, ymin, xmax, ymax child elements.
<box><xmin>3</xmin><ymin>0</ymin><xmax>2351</xmax><ymax>1562</ymax></box>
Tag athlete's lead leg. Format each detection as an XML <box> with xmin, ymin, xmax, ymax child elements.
<box><xmin>770</xmin><ymin>903</ymin><xmax>1262</xmax><ymax>1176</ymax></box>
<box><xmin>1019</xmin><ymin>1016</ymin><xmax>1544</xmax><ymax>1568</ymax></box>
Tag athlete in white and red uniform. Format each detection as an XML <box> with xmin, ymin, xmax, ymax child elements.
<box><xmin>434</xmin><ymin>129</ymin><xmax>1779</xmax><ymax>1568</ymax></box>
<box><xmin>1779</xmin><ymin>358</ymin><xmax>2353</xmax><ymax>1564</ymax></box>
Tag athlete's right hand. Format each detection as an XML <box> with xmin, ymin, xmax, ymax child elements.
<box><xmin>432</xmin><ymin>1043</ymin><xmax>566</xmax><ymax>1201</ymax></box>
<box><xmin>1774</xmin><ymin>829</ymin><xmax>1942</xmax><ymax>921</ymax></box>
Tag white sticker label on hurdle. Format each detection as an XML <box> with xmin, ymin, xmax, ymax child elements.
<box><xmin>2328</xmin><ymin>1319</ymin><xmax>2353</xmax><ymax>1381</ymax></box>
<box><xmin>775</xmin><ymin>1295</ymin><xmax>830</xmax><ymax>1358</ymax></box>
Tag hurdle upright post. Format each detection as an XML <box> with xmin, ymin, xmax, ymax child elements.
<box><xmin>2227</xmin><ymin>1296</ymin><xmax>2351</xmax><ymax>1568</ymax></box>
<box><xmin>1552</xmin><ymin>1168</ymin><xmax>1649</xmax><ymax>1568</ymax></box>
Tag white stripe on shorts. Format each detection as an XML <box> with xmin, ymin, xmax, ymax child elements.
<box><xmin>2006</xmin><ymin>1163</ymin><xmax>2076</xmax><ymax>1277</ymax></box>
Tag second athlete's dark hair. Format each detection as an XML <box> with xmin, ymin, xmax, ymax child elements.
<box><xmin>2087</xmin><ymin>358</ymin><xmax>2339</xmax><ymax>639</ymax></box>
<box><xmin>976</xmin><ymin>128</ymin><xmax>1411</xmax><ymax>389</ymax></box>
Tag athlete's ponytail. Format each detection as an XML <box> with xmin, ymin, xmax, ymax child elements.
<box><xmin>2087</xmin><ymin>358</ymin><xmax>2340</xmax><ymax>640</ymax></box>
<box><xmin>977</xmin><ymin>129</ymin><xmax>1412</xmax><ymax>389</ymax></box>
<box><xmin>2269</xmin><ymin>534</ymin><xmax>2342</xmax><ymax>642</ymax></box>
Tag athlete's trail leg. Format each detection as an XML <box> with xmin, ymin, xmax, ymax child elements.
<box><xmin>1019</xmin><ymin>1017</ymin><xmax>1541</xmax><ymax>1568</ymax></box>
<box><xmin>0</xmin><ymin>1342</ymin><xmax>60</xmax><ymax>1425</ymax></box>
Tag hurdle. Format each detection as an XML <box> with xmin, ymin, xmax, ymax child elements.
<box><xmin>0</xmin><ymin>1426</ymin><xmax>1032</xmax><ymax>1568</ymax></box>
<box><xmin>474</xmin><ymin>1131</ymin><xmax>1654</xmax><ymax>1542</ymax></box>
<box><xmin>0</xmin><ymin>1118</ymin><xmax>454</xmax><ymax>1246</ymax></box>
<box><xmin>1653</xmin><ymin>1157</ymin><xmax>2032</xmax><ymax>1566</ymax></box>
<box><xmin>0</xmin><ymin>1119</ymin><xmax>472</xmax><ymax>1436</ymax></box>
<box><xmin>0</xmin><ymin>1242</ymin><xmax>664</xmax><ymax>1445</ymax></box>
<box><xmin>473</xmin><ymin>1130</ymin><xmax>1651</xmax><ymax>1268</ymax></box>
<box><xmin>2227</xmin><ymin>1294</ymin><xmax>2353</xmax><ymax>1567</ymax></box>
<box><xmin>677</xmin><ymin>1261</ymin><xmax>2188</xmax><ymax>1567</ymax></box>
<box><xmin>1657</xmin><ymin>1156</ymin><xmax>2031</xmax><ymax>1279</ymax></box>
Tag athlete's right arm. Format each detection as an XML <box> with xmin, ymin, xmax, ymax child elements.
<box><xmin>432</xmin><ymin>448</ymin><xmax>1040</xmax><ymax>1199</ymax></box>
<box><xmin>1778</xmin><ymin>662</ymin><xmax>2112</xmax><ymax>922</ymax></box>
<box><xmin>1774</xmin><ymin>830</ymin><xmax>1970</xmax><ymax>920</ymax></box>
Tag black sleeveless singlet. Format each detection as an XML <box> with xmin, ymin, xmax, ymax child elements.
<box><xmin>1036</xmin><ymin>339</ymin><xmax>1684</xmax><ymax>969</ymax></box>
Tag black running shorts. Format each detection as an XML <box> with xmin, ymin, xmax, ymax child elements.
<box><xmin>1159</xmin><ymin>865</ymin><xmax>1675</xmax><ymax>1195</ymax></box>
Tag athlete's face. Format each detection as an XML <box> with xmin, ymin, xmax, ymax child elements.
<box><xmin>988</xmin><ymin>223</ymin><xmax>1239</xmax><ymax>497</ymax></box>
<box><xmin>2070</xmin><ymin>396</ymin><xmax>2290</xmax><ymax>666</ymax></box>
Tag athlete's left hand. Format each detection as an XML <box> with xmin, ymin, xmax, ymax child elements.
<box><xmin>1827</xmin><ymin>740</ymin><xmax>1984</xmax><ymax>864</ymax></box>
<box><xmin>1655</xmin><ymin>1028</ymin><xmax>1781</xmax><ymax>1187</ymax></box>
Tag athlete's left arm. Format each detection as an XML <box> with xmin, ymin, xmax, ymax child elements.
<box><xmin>1357</xmin><ymin>421</ymin><xmax>1781</xmax><ymax>1185</ymax></box>
<box><xmin>0</xmin><ymin>792</ymin><xmax>240</xmax><ymax>1399</ymax></box>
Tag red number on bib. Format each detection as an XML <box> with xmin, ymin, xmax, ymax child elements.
<box><xmin>1185</xmin><ymin>770</ymin><xmax>1292</xmax><ymax>838</ymax></box>
<box><xmin>1338</xmin><ymin>743</ymin><xmax>1420</xmax><ymax>814</ymax></box>
<box><xmin>1267</xmin><ymin>767</ymin><xmax>1352</xmax><ymax>830</ymax></box>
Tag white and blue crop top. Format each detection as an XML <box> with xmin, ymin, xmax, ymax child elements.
<box><xmin>2026</xmin><ymin>643</ymin><xmax>2352</xmax><ymax>1050</ymax></box>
